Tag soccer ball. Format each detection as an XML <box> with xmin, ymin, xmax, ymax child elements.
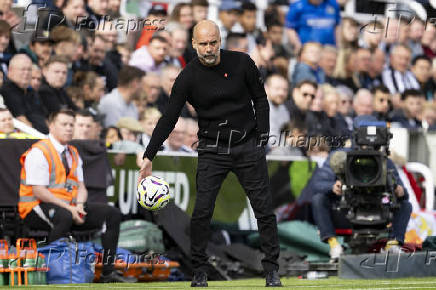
<box><xmin>137</xmin><ymin>176</ymin><xmax>171</xmax><ymax>211</ymax></box>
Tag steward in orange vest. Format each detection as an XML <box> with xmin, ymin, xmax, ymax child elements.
<box><xmin>18</xmin><ymin>139</ymin><xmax>80</xmax><ymax>219</ymax></box>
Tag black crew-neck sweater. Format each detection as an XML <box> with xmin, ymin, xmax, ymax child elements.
<box><xmin>144</xmin><ymin>49</ymin><xmax>270</xmax><ymax>161</ymax></box>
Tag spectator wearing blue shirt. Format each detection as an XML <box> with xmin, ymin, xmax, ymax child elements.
<box><xmin>285</xmin><ymin>0</ymin><xmax>341</xmax><ymax>52</ymax></box>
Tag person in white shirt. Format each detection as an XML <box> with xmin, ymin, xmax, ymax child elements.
<box><xmin>265</xmin><ymin>74</ymin><xmax>290</xmax><ymax>146</ymax></box>
<box><xmin>20</xmin><ymin>109</ymin><xmax>135</xmax><ymax>283</ymax></box>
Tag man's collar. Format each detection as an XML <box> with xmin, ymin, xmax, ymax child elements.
<box><xmin>48</xmin><ymin>134</ymin><xmax>68</xmax><ymax>153</ymax></box>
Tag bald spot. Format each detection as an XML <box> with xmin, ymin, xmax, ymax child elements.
<box><xmin>193</xmin><ymin>20</ymin><xmax>220</xmax><ymax>40</ymax></box>
<box><xmin>9</xmin><ymin>54</ymin><xmax>32</xmax><ymax>68</ymax></box>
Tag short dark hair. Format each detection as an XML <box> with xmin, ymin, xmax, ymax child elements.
<box><xmin>294</xmin><ymin>80</ymin><xmax>318</xmax><ymax>90</ymax></box>
<box><xmin>149</xmin><ymin>34</ymin><xmax>169</xmax><ymax>44</ymax></box>
<box><xmin>412</xmin><ymin>54</ymin><xmax>431</xmax><ymax>66</ymax></box>
<box><xmin>401</xmin><ymin>89</ymin><xmax>424</xmax><ymax>101</ymax></box>
<box><xmin>117</xmin><ymin>65</ymin><xmax>146</xmax><ymax>87</ymax></box>
<box><xmin>0</xmin><ymin>108</ymin><xmax>10</xmax><ymax>113</ymax></box>
<box><xmin>371</xmin><ymin>85</ymin><xmax>390</xmax><ymax>95</ymax></box>
<box><xmin>48</xmin><ymin>109</ymin><xmax>75</xmax><ymax>124</ymax></box>
<box><xmin>266</xmin><ymin>20</ymin><xmax>282</xmax><ymax>31</ymax></box>
<box><xmin>75</xmin><ymin>109</ymin><xmax>94</xmax><ymax>118</ymax></box>
<box><xmin>191</xmin><ymin>0</ymin><xmax>209</xmax><ymax>7</ymax></box>
<box><xmin>226</xmin><ymin>32</ymin><xmax>247</xmax><ymax>49</ymax></box>
<box><xmin>241</xmin><ymin>2</ymin><xmax>256</xmax><ymax>12</ymax></box>
<box><xmin>45</xmin><ymin>55</ymin><xmax>69</xmax><ymax>67</ymax></box>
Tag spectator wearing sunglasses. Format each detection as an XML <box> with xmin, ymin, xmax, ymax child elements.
<box><xmin>286</xmin><ymin>80</ymin><xmax>317</xmax><ymax>128</ymax></box>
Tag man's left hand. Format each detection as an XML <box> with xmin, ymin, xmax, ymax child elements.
<box><xmin>394</xmin><ymin>185</ymin><xmax>405</xmax><ymax>198</ymax></box>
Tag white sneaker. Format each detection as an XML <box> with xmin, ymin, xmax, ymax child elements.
<box><xmin>382</xmin><ymin>241</ymin><xmax>402</xmax><ymax>254</ymax></box>
<box><xmin>329</xmin><ymin>244</ymin><xmax>343</xmax><ymax>262</ymax></box>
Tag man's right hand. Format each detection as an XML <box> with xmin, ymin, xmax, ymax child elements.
<box><xmin>138</xmin><ymin>157</ymin><xmax>152</xmax><ymax>185</ymax></box>
<box><xmin>68</xmin><ymin>205</ymin><xmax>86</xmax><ymax>225</ymax></box>
<box><xmin>332</xmin><ymin>180</ymin><xmax>342</xmax><ymax>196</ymax></box>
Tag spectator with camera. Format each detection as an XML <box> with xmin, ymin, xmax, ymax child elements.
<box><xmin>311</xmin><ymin>115</ymin><xmax>412</xmax><ymax>262</ymax></box>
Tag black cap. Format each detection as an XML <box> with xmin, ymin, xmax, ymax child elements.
<box><xmin>148</xmin><ymin>4</ymin><xmax>167</xmax><ymax>16</ymax></box>
<box><xmin>31</xmin><ymin>30</ymin><xmax>53</xmax><ymax>44</ymax></box>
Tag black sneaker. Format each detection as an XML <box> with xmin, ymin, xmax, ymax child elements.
<box><xmin>100</xmin><ymin>270</ymin><xmax>138</xmax><ymax>283</ymax></box>
<box><xmin>191</xmin><ymin>271</ymin><xmax>208</xmax><ymax>287</ymax></box>
<box><xmin>266</xmin><ymin>270</ymin><xmax>282</xmax><ymax>287</ymax></box>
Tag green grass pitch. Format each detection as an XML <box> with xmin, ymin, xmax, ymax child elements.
<box><xmin>3</xmin><ymin>277</ymin><xmax>436</xmax><ymax>289</ymax></box>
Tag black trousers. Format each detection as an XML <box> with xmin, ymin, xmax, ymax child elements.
<box><xmin>24</xmin><ymin>202</ymin><xmax>121</xmax><ymax>274</ymax></box>
<box><xmin>192</xmin><ymin>136</ymin><xmax>280</xmax><ymax>273</ymax></box>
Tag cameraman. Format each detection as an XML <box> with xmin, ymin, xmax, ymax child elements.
<box><xmin>311</xmin><ymin>115</ymin><xmax>412</xmax><ymax>261</ymax></box>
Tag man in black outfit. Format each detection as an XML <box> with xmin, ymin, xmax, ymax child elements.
<box><xmin>0</xmin><ymin>54</ymin><xmax>48</xmax><ymax>134</ymax></box>
<box><xmin>39</xmin><ymin>55</ymin><xmax>78</xmax><ymax>114</ymax></box>
<box><xmin>138</xmin><ymin>20</ymin><xmax>282</xmax><ymax>287</ymax></box>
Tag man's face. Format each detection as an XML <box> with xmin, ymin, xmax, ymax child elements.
<box><xmin>404</xmin><ymin>96</ymin><xmax>423</xmax><ymax>119</ymax></box>
<box><xmin>337</xmin><ymin>94</ymin><xmax>352</xmax><ymax>115</ymax></box>
<box><xmin>356</xmin><ymin>49</ymin><xmax>371</xmax><ymax>73</ymax></box>
<box><xmin>31</xmin><ymin>42</ymin><xmax>52</xmax><ymax>65</ymax></box>
<box><xmin>49</xmin><ymin>113</ymin><xmax>75</xmax><ymax>145</ymax></box>
<box><xmin>0</xmin><ymin>110</ymin><xmax>14</xmax><ymax>134</ymax></box>
<box><xmin>293</xmin><ymin>84</ymin><xmax>316</xmax><ymax>111</ymax></box>
<box><xmin>170</xmin><ymin>30</ymin><xmax>188</xmax><ymax>57</ymax></box>
<box><xmin>56</xmin><ymin>41</ymin><xmax>78</xmax><ymax>62</ymax></box>
<box><xmin>179</xmin><ymin>6</ymin><xmax>193</xmax><ymax>30</ymax></box>
<box><xmin>410</xmin><ymin>21</ymin><xmax>425</xmax><ymax>42</ymax></box>
<box><xmin>142</xmin><ymin>75</ymin><xmax>161</xmax><ymax>103</ymax></box>
<box><xmin>168</xmin><ymin>121</ymin><xmax>185</xmax><ymax>150</ymax></box>
<box><xmin>96</xmin><ymin>27</ymin><xmax>118</xmax><ymax>50</ymax></box>
<box><xmin>62</xmin><ymin>0</ymin><xmax>86</xmax><ymax>24</ymax></box>
<box><xmin>268</xmin><ymin>25</ymin><xmax>283</xmax><ymax>45</ymax></box>
<box><xmin>192</xmin><ymin>25</ymin><xmax>221</xmax><ymax>66</ymax></box>
<box><xmin>353</xmin><ymin>94</ymin><xmax>373</xmax><ymax>116</ymax></box>
<box><xmin>192</xmin><ymin>5</ymin><xmax>208</xmax><ymax>23</ymax></box>
<box><xmin>88</xmin><ymin>0</ymin><xmax>108</xmax><ymax>15</ymax></box>
<box><xmin>90</xmin><ymin>77</ymin><xmax>105</xmax><ymax>101</ymax></box>
<box><xmin>73</xmin><ymin>115</ymin><xmax>94</xmax><ymax>139</ymax></box>
<box><xmin>322</xmin><ymin>93</ymin><xmax>338</xmax><ymax>117</ymax></box>
<box><xmin>240</xmin><ymin>10</ymin><xmax>256</xmax><ymax>33</ymax></box>
<box><xmin>148</xmin><ymin>39</ymin><xmax>168</xmax><ymax>64</ymax></box>
<box><xmin>89</xmin><ymin>37</ymin><xmax>106</xmax><ymax>66</ymax></box>
<box><xmin>131</xmin><ymin>78</ymin><xmax>143</xmax><ymax>99</ymax></box>
<box><xmin>44</xmin><ymin>62</ymin><xmax>67</xmax><ymax>88</ymax></box>
<box><xmin>8</xmin><ymin>57</ymin><xmax>32</xmax><ymax>89</ymax></box>
<box><xmin>370</xmin><ymin>49</ymin><xmax>385</xmax><ymax>76</ymax></box>
<box><xmin>0</xmin><ymin>33</ymin><xmax>9</xmax><ymax>53</ymax></box>
<box><xmin>373</xmin><ymin>91</ymin><xmax>391</xmax><ymax>114</ymax></box>
<box><xmin>219</xmin><ymin>10</ymin><xmax>239</xmax><ymax>30</ymax></box>
<box><xmin>391</xmin><ymin>47</ymin><xmax>411</xmax><ymax>73</ymax></box>
<box><xmin>31</xmin><ymin>68</ymin><xmax>42</xmax><ymax>90</ymax></box>
<box><xmin>412</xmin><ymin>59</ymin><xmax>431</xmax><ymax>83</ymax></box>
<box><xmin>266</xmin><ymin>76</ymin><xmax>288</xmax><ymax>105</ymax></box>
<box><xmin>141</xmin><ymin>116</ymin><xmax>159</xmax><ymax>136</ymax></box>
<box><xmin>319</xmin><ymin>51</ymin><xmax>337</xmax><ymax>76</ymax></box>
<box><xmin>301</xmin><ymin>43</ymin><xmax>321</xmax><ymax>66</ymax></box>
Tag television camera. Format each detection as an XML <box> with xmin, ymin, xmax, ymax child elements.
<box><xmin>330</xmin><ymin>121</ymin><xmax>398</xmax><ymax>253</ymax></box>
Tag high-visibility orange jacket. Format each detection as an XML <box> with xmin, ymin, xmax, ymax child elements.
<box><xmin>18</xmin><ymin>139</ymin><xmax>80</xmax><ymax>219</ymax></box>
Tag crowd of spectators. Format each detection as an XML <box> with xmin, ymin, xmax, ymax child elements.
<box><xmin>0</xmin><ymin>0</ymin><xmax>436</xmax><ymax>159</ymax></box>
